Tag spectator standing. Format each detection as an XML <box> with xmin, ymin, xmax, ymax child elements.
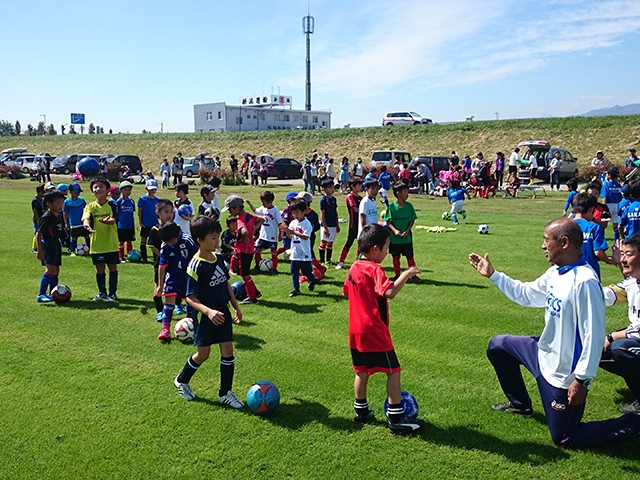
<box><xmin>625</xmin><ymin>148</ymin><xmax>639</xmax><ymax>169</ymax></box>
<box><xmin>528</xmin><ymin>151</ymin><xmax>538</xmax><ymax>185</ymax></box>
<box><xmin>508</xmin><ymin>148</ymin><xmax>520</xmax><ymax>174</ymax></box>
<box><xmin>160</xmin><ymin>159</ymin><xmax>171</xmax><ymax>189</ymax></box>
<box><xmin>230</xmin><ymin>155</ymin><xmax>239</xmax><ymax>174</ymax></box>
<box><xmin>353</xmin><ymin>157</ymin><xmax>364</xmax><ymax>178</ymax></box>
<box><xmin>450</xmin><ymin>150</ymin><xmax>460</xmax><ymax>167</ymax></box>
<box><xmin>549</xmin><ymin>151</ymin><xmax>562</xmax><ymax>191</ymax></box>
<box><xmin>494</xmin><ymin>152</ymin><xmax>505</xmax><ymax>188</ymax></box>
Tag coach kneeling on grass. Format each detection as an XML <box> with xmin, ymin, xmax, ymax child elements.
<box><xmin>469</xmin><ymin>218</ymin><xmax>640</xmax><ymax>449</ymax></box>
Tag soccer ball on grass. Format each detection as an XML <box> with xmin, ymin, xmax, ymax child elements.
<box><xmin>258</xmin><ymin>258</ymin><xmax>274</xmax><ymax>273</ymax></box>
<box><xmin>75</xmin><ymin>244</ymin><xmax>89</xmax><ymax>256</ymax></box>
<box><xmin>478</xmin><ymin>224</ymin><xmax>489</xmax><ymax>234</ymax></box>
<box><xmin>442</xmin><ymin>211</ymin><xmax>451</xmax><ymax>220</ymax></box>
<box><xmin>51</xmin><ymin>285</ymin><xmax>72</xmax><ymax>304</ymax></box>
<box><xmin>127</xmin><ymin>250</ymin><xmax>143</xmax><ymax>263</ymax></box>
<box><xmin>174</xmin><ymin>317</ymin><xmax>195</xmax><ymax>343</ymax></box>
<box><xmin>246</xmin><ymin>380</ymin><xmax>280</xmax><ymax>415</ymax></box>
<box><xmin>383</xmin><ymin>390</ymin><xmax>419</xmax><ymax>420</ymax></box>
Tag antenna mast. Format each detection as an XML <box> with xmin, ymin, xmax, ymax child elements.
<box><xmin>302</xmin><ymin>3</ymin><xmax>314</xmax><ymax>111</ymax></box>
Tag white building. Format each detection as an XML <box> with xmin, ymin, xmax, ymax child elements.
<box><xmin>194</xmin><ymin>99</ymin><xmax>331</xmax><ymax>133</ymax></box>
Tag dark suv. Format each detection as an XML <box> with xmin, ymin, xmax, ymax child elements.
<box><xmin>516</xmin><ymin>140</ymin><xmax>578</xmax><ymax>182</ymax></box>
<box><xmin>108</xmin><ymin>154</ymin><xmax>143</xmax><ymax>174</ymax></box>
<box><xmin>409</xmin><ymin>155</ymin><xmax>451</xmax><ymax>184</ymax></box>
<box><xmin>51</xmin><ymin>154</ymin><xmax>102</xmax><ymax>174</ymax></box>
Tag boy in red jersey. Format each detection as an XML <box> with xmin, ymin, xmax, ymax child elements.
<box><xmin>342</xmin><ymin>223</ymin><xmax>425</xmax><ymax>434</ymax></box>
<box><xmin>335</xmin><ymin>177</ymin><xmax>363</xmax><ymax>270</ymax></box>
<box><xmin>222</xmin><ymin>195</ymin><xmax>264</xmax><ymax>304</ymax></box>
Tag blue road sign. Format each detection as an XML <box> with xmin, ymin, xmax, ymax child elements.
<box><xmin>71</xmin><ymin>113</ymin><xmax>85</xmax><ymax>125</ymax></box>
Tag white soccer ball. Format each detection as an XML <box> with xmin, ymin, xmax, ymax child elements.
<box><xmin>174</xmin><ymin>317</ymin><xmax>195</xmax><ymax>343</ymax></box>
<box><xmin>478</xmin><ymin>224</ymin><xmax>489</xmax><ymax>234</ymax></box>
<box><xmin>442</xmin><ymin>211</ymin><xmax>451</xmax><ymax>220</ymax></box>
<box><xmin>259</xmin><ymin>258</ymin><xmax>274</xmax><ymax>273</ymax></box>
<box><xmin>75</xmin><ymin>244</ymin><xmax>89</xmax><ymax>256</ymax></box>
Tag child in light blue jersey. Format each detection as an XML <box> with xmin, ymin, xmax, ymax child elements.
<box><xmin>63</xmin><ymin>182</ymin><xmax>90</xmax><ymax>253</ymax></box>
<box><xmin>447</xmin><ymin>180</ymin><xmax>467</xmax><ymax>225</ymax></box>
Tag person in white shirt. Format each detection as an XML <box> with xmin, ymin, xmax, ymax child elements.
<box><xmin>358</xmin><ymin>179</ymin><xmax>380</xmax><ymax>237</ymax></box>
<box><xmin>281</xmin><ymin>199</ymin><xmax>317</xmax><ymax>297</ymax></box>
<box><xmin>527</xmin><ymin>150</ymin><xmax>538</xmax><ymax>185</ymax></box>
<box><xmin>353</xmin><ymin>157</ymin><xmax>364</xmax><ymax>178</ymax></box>
<box><xmin>508</xmin><ymin>148</ymin><xmax>520</xmax><ymax>174</ymax></box>
<box><xmin>470</xmin><ymin>218</ymin><xmax>640</xmax><ymax>448</ymax></box>
<box><xmin>601</xmin><ymin>234</ymin><xmax>640</xmax><ymax>414</ymax></box>
<box><xmin>248</xmin><ymin>191</ymin><xmax>283</xmax><ymax>272</ymax></box>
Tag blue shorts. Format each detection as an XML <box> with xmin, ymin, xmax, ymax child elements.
<box><xmin>282</xmin><ymin>236</ymin><xmax>291</xmax><ymax>248</ymax></box>
<box><xmin>162</xmin><ymin>276</ymin><xmax>186</xmax><ymax>298</ymax></box>
<box><xmin>256</xmin><ymin>239</ymin><xmax>278</xmax><ymax>251</ymax></box>
<box><xmin>194</xmin><ymin>304</ymin><xmax>233</xmax><ymax>346</ymax></box>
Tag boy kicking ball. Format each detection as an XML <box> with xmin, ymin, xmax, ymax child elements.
<box><xmin>343</xmin><ymin>223</ymin><xmax>425</xmax><ymax>434</ymax></box>
<box><xmin>174</xmin><ymin>216</ymin><xmax>244</xmax><ymax>408</ymax></box>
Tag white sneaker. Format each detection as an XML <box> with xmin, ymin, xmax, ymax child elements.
<box><xmin>174</xmin><ymin>376</ymin><xmax>195</xmax><ymax>400</ymax></box>
<box><xmin>92</xmin><ymin>292</ymin><xmax>108</xmax><ymax>302</ymax></box>
<box><xmin>218</xmin><ymin>390</ymin><xmax>244</xmax><ymax>409</ymax></box>
<box><xmin>335</xmin><ymin>262</ymin><xmax>344</xmax><ymax>270</ymax></box>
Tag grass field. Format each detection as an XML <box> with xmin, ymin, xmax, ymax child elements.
<box><xmin>1</xmin><ymin>177</ymin><xmax>639</xmax><ymax>479</ymax></box>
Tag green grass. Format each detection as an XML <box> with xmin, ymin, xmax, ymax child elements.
<box><xmin>2</xmin><ymin>114</ymin><xmax>640</xmax><ymax>174</ymax></box>
<box><xmin>1</xmin><ymin>178</ymin><xmax>639</xmax><ymax>479</ymax></box>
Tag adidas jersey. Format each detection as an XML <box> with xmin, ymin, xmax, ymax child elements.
<box><xmin>490</xmin><ymin>260</ymin><xmax>605</xmax><ymax>389</ymax></box>
<box><xmin>186</xmin><ymin>253</ymin><xmax>231</xmax><ymax>308</ymax></box>
<box><xmin>603</xmin><ymin>277</ymin><xmax>640</xmax><ymax>341</ymax></box>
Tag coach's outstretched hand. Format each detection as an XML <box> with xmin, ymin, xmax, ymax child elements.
<box><xmin>469</xmin><ymin>252</ymin><xmax>495</xmax><ymax>278</ymax></box>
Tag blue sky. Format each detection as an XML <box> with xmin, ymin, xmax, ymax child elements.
<box><xmin>2</xmin><ymin>0</ymin><xmax>639</xmax><ymax>133</ymax></box>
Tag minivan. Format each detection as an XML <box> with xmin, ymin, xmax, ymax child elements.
<box><xmin>382</xmin><ymin>112</ymin><xmax>432</xmax><ymax>126</ymax></box>
<box><xmin>370</xmin><ymin>150</ymin><xmax>412</xmax><ymax>168</ymax></box>
<box><xmin>51</xmin><ymin>154</ymin><xmax>102</xmax><ymax>174</ymax></box>
<box><xmin>516</xmin><ymin>140</ymin><xmax>578</xmax><ymax>182</ymax></box>
<box><xmin>108</xmin><ymin>155</ymin><xmax>143</xmax><ymax>175</ymax></box>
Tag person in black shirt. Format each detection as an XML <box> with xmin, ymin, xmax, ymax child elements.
<box><xmin>36</xmin><ymin>191</ymin><xmax>66</xmax><ymax>303</ymax></box>
<box><xmin>31</xmin><ymin>184</ymin><xmax>46</xmax><ymax>252</ymax></box>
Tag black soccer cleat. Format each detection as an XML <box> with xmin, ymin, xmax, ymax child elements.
<box><xmin>353</xmin><ymin>410</ymin><xmax>376</xmax><ymax>424</ymax></box>
<box><xmin>491</xmin><ymin>401</ymin><xmax>533</xmax><ymax>417</ymax></box>
<box><xmin>388</xmin><ymin>416</ymin><xmax>425</xmax><ymax>434</ymax></box>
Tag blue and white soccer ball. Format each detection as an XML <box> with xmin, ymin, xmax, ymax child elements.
<box><xmin>442</xmin><ymin>211</ymin><xmax>451</xmax><ymax>220</ymax></box>
<box><xmin>231</xmin><ymin>281</ymin><xmax>246</xmax><ymax>301</ymax></box>
<box><xmin>384</xmin><ymin>390</ymin><xmax>419</xmax><ymax>420</ymax></box>
<box><xmin>478</xmin><ymin>224</ymin><xmax>489</xmax><ymax>234</ymax></box>
<box><xmin>177</xmin><ymin>203</ymin><xmax>194</xmax><ymax>218</ymax></box>
<box><xmin>246</xmin><ymin>380</ymin><xmax>280</xmax><ymax>415</ymax></box>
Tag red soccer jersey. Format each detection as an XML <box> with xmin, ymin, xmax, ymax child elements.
<box><xmin>236</xmin><ymin>212</ymin><xmax>257</xmax><ymax>254</ymax></box>
<box><xmin>343</xmin><ymin>259</ymin><xmax>394</xmax><ymax>352</ymax></box>
<box><xmin>346</xmin><ymin>192</ymin><xmax>362</xmax><ymax>230</ymax></box>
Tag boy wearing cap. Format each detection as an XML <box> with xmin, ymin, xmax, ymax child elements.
<box><xmin>115</xmin><ymin>181</ymin><xmax>136</xmax><ymax>262</ymax></box>
<box><xmin>198</xmin><ymin>184</ymin><xmax>220</xmax><ymax>216</ymax></box>
<box><xmin>83</xmin><ymin>178</ymin><xmax>120</xmax><ymax>302</ymax></box>
<box><xmin>63</xmin><ymin>182</ymin><xmax>90</xmax><ymax>253</ymax></box>
<box><xmin>276</xmin><ymin>191</ymin><xmax>298</xmax><ymax>258</ymax></box>
<box><xmin>602</xmin><ymin>167</ymin><xmax>623</xmax><ymax>242</ymax></box>
<box><xmin>137</xmin><ymin>179</ymin><xmax>160</xmax><ymax>263</ymax></box>
<box><xmin>174</xmin><ymin>184</ymin><xmax>194</xmax><ymax>236</ymax></box>
<box><xmin>222</xmin><ymin>195</ymin><xmax>264</xmax><ymax>304</ymax></box>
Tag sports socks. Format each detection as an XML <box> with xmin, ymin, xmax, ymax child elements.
<box><xmin>118</xmin><ymin>243</ymin><xmax>125</xmax><ymax>260</ymax></box>
<box><xmin>387</xmin><ymin>402</ymin><xmax>405</xmax><ymax>423</ymax></box>
<box><xmin>39</xmin><ymin>273</ymin><xmax>58</xmax><ymax>295</ymax></box>
<box><xmin>271</xmin><ymin>253</ymin><xmax>278</xmax><ymax>270</ymax></box>
<box><xmin>326</xmin><ymin>245</ymin><xmax>333</xmax><ymax>263</ymax></box>
<box><xmin>407</xmin><ymin>258</ymin><xmax>416</xmax><ymax>268</ymax></box>
<box><xmin>354</xmin><ymin>398</ymin><xmax>370</xmax><ymax>417</ymax></box>
<box><xmin>319</xmin><ymin>245</ymin><xmax>326</xmax><ymax>263</ymax></box>
<box><xmin>254</xmin><ymin>251</ymin><xmax>262</xmax><ymax>268</ymax></box>
<box><xmin>339</xmin><ymin>247</ymin><xmax>349</xmax><ymax>264</ymax></box>
<box><xmin>452</xmin><ymin>213</ymin><xmax>458</xmax><ymax>223</ymax></box>
<box><xmin>153</xmin><ymin>296</ymin><xmax>164</xmax><ymax>313</ymax></box>
<box><xmin>126</xmin><ymin>242</ymin><xmax>133</xmax><ymax>254</ymax></box>
<box><xmin>392</xmin><ymin>256</ymin><xmax>401</xmax><ymax>277</ymax></box>
<box><xmin>96</xmin><ymin>273</ymin><xmax>107</xmax><ymax>294</ymax></box>
<box><xmin>614</xmin><ymin>229</ymin><xmax>620</xmax><ymax>242</ymax></box>
<box><xmin>219</xmin><ymin>356</ymin><xmax>235</xmax><ymax>396</ymax></box>
<box><xmin>177</xmin><ymin>355</ymin><xmax>201</xmax><ymax>384</ymax></box>
<box><xmin>70</xmin><ymin>238</ymin><xmax>77</xmax><ymax>252</ymax></box>
<box><xmin>161</xmin><ymin>304</ymin><xmax>174</xmax><ymax>331</ymax></box>
<box><xmin>244</xmin><ymin>277</ymin><xmax>258</xmax><ymax>300</ymax></box>
<box><xmin>109</xmin><ymin>271</ymin><xmax>118</xmax><ymax>296</ymax></box>
<box><xmin>140</xmin><ymin>242</ymin><xmax>148</xmax><ymax>262</ymax></box>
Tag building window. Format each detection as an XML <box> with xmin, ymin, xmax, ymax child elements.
<box><xmin>313</xmin><ymin>116</ymin><xmax>318</xmax><ymax>123</ymax></box>
<box><xmin>236</xmin><ymin>117</ymin><xmax>243</xmax><ymax>125</ymax></box>
<box><xmin>274</xmin><ymin>114</ymin><xmax>280</xmax><ymax>121</ymax></box>
<box><xmin>302</xmin><ymin>115</ymin><xmax>308</xmax><ymax>123</ymax></box>
<box><xmin>283</xmin><ymin>114</ymin><xmax>290</xmax><ymax>122</ymax></box>
<box><xmin>260</xmin><ymin>113</ymin><xmax>265</xmax><ymax>120</ymax></box>
<box><xmin>206</xmin><ymin>112</ymin><xmax>213</xmax><ymax>121</ymax></box>
<box><xmin>247</xmin><ymin>115</ymin><xmax>251</xmax><ymax>119</ymax></box>
<box><xmin>217</xmin><ymin>111</ymin><xmax>223</xmax><ymax>120</ymax></box>
<box><xmin>294</xmin><ymin>115</ymin><xmax>300</xmax><ymax>122</ymax></box>
<box><xmin>322</xmin><ymin>121</ymin><xmax>326</xmax><ymax>127</ymax></box>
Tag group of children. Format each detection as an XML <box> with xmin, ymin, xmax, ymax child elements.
<box><xmin>33</xmin><ymin>173</ymin><xmax>428</xmax><ymax>434</ymax></box>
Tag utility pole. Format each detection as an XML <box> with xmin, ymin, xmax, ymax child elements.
<box><xmin>160</xmin><ymin>122</ymin><xmax>164</xmax><ymax>133</ymax></box>
<box><xmin>40</xmin><ymin>114</ymin><xmax>46</xmax><ymax>135</ymax></box>
<box><xmin>303</xmin><ymin>7</ymin><xmax>314</xmax><ymax>111</ymax></box>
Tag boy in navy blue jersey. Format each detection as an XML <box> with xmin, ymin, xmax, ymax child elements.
<box><xmin>221</xmin><ymin>216</ymin><xmax>238</xmax><ymax>273</ymax></box>
<box><xmin>115</xmin><ymin>180</ymin><xmax>136</xmax><ymax>262</ymax></box>
<box><xmin>319</xmin><ymin>179</ymin><xmax>340</xmax><ymax>264</ymax></box>
<box><xmin>174</xmin><ymin>216</ymin><xmax>244</xmax><ymax>408</ymax></box>
<box><xmin>137</xmin><ymin>179</ymin><xmax>159</xmax><ymax>263</ymax></box>
<box><xmin>149</xmin><ymin>199</ymin><xmax>176</xmax><ymax>320</ymax></box>
<box><xmin>155</xmin><ymin>222</ymin><xmax>198</xmax><ymax>341</ymax></box>
<box><xmin>36</xmin><ymin>191</ymin><xmax>67</xmax><ymax>303</ymax></box>
<box><xmin>447</xmin><ymin>180</ymin><xmax>467</xmax><ymax>225</ymax></box>
<box><xmin>63</xmin><ymin>182</ymin><xmax>90</xmax><ymax>253</ymax></box>
<box><xmin>297</xmin><ymin>191</ymin><xmax>326</xmax><ymax>275</ymax></box>
<box><xmin>602</xmin><ymin>167</ymin><xmax>623</xmax><ymax>241</ymax></box>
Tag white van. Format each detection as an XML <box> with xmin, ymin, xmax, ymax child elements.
<box><xmin>371</xmin><ymin>150</ymin><xmax>412</xmax><ymax>168</ymax></box>
<box><xmin>382</xmin><ymin>112</ymin><xmax>432</xmax><ymax>126</ymax></box>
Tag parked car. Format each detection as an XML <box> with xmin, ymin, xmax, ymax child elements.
<box><xmin>516</xmin><ymin>140</ymin><xmax>578</xmax><ymax>182</ymax></box>
<box><xmin>182</xmin><ymin>157</ymin><xmax>214</xmax><ymax>178</ymax></box>
<box><xmin>51</xmin><ymin>154</ymin><xmax>102</xmax><ymax>174</ymax></box>
<box><xmin>382</xmin><ymin>111</ymin><xmax>432</xmax><ymax>126</ymax></box>
<box><xmin>409</xmin><ymin>156</ymin><xmax>451</xmax><ymax>183</ymax></box>
<box><xmin>107</xmin><ymin>154</ymin><xmax>143</xmax><ymax>175</ymax></box>
<box><xmin>17</xmin><ymin>155</ymin><xmax>38</xmax><ymax>174</ymax></box>
<box><xmin>0</xmin><ymin>148</ymin><xmax>29</xmax><ymax>168</ymax></box>
<box><xmin>267</xmin><ymin>157</ymin><xmax>303</xmax><ymax>179</ymax></box>
<box><xmin>370</xmin><ymin>150</ymin><xmax>412</xmax><ymax>168</ymax></box>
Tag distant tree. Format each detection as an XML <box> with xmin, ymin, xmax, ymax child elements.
<box><xmin>47</xmin><ymin>124</ymin><xmax>57</xmax><ymax>135</ymax></box>
<box><xmin>0</xmin><ymin>120</ymin><xmax>16</xmax><ymax>136</ymax></box>
<box><xmin>27</xmin><ymin>124</ymin><xmax>34</xmax><ymax>136</ymax></box>
<box><xmin>15</xmin><ymin>120</ymin><xmax>21</xmax><ymax>136</ymax></box>
<box><xmin>88</xmin><ymin>123</ymin><xmax>95</xmax><ymax>134</ymax></box>
<box><xmin>60</xmin><ymin>124</ymin><xmax>65</xmax><ymax>135</ymax></box>
<box><xmin>109</xmin><ymin>128</ymin><xmax>113</xmax><ymax>134</ymax></box>
<box><xmin>69</xmin><ymin>125</ymin><xmax>76</xmax><ymax>134</ymax></box>
<box><xmin>36</xmin><ymin>121</ymin><xmax>46</xmax><ymax>136</ymax></box>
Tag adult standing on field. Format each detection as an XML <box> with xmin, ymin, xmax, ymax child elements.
<box><xmin>450</xmin><ymin>151</ymin><xmax>460</xmax><ymax>167</ymax></box>
<box><xmin>527</xmin><ymin>150</ymin><xmax>538</xmax><ymax>185</ymax></box>
<box><xmin>625</xmin><ymin>148</ymin><xmax>639</xmax><ymax>169</ymax></box>
<box><xmin>494</xmin><ymin>152</ymin><xmax>505</xmax><ymax>188</ymax></box>
<box><xmin>470</xmin><ymin>218</ymin><xmax>640</xmax><ymax>448</ymax></box>
<box><xmin>549</xmin><ymin>150</ymin><xmax>562</xmax><ymax>191</ymax></box>
<box><xmin>508</xmin><ymin>148</ymin><xmax>520</xmax><ymax>175</ymax></box>
<box><xmin>353</xmin><ymin>157</ymin><xmax>364</xmax><ymax>178</ymax></box>
<box><xmin>230</xmin><ymin>155</ymin><xmax>239</xmax><ymax>174</ymax></box>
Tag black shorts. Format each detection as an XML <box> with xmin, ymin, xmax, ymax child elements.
<box><xmin>194</xmin><ymin>305</ymin><xmax>233</xmax><ymax>346</ymax></box>
<box><xmin>42</xmin><ymin>240</ymin><xmax>62</xmax><ymax>266</ymax></box>
<box><xmin>508</xmin><ymin>165</ymin><xmax>517</xmax><ymax>174</ymax></box>
<box><xmin>91</xmin><ymin>251</ymin><xmax>120</xmax><ymax>265</ymax></box>
<box><xmin>140</xmin><ymin>226</ymin><xmax>152</xmax><ymax>238</ymax></box>
<box><xmin>351</xmin><ymin>349</ymin><xmax>401</xmax><ymax>375</ymax></box>
<box><xmin>255</xmin><ymin>239</ymin><xmax>278</xmax><ymax>251</ymax></box>
<box><xmin>118</xmin><ymin>228</ymin><xmax>135</xmax><ymax>242</ymax></box>
<box><xmin>70</xmin><ymin>226</ymin><xmax>89</xmax><ymax>239</ymax></box>
<box><xmin>389</xmin><ymin>242</ymin><xmax>414</xmax><ymax>258</ymax></box>
<box><xmin>239</xmin><ymin>252</ymin><xmax>253</xmax><ymax>277</ymax></box>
